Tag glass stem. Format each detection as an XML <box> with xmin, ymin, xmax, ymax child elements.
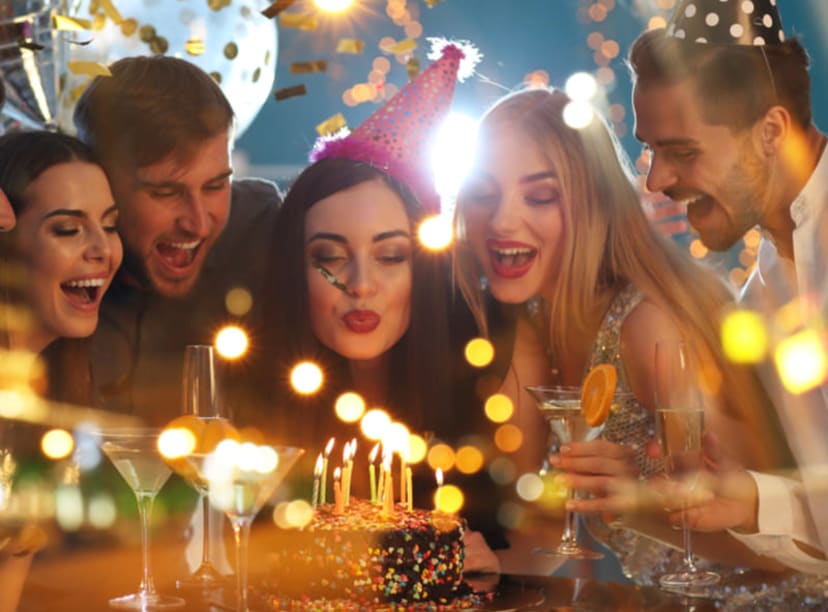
<box><xmin>561</xmin><ymin>489</ymin><xmax>578</xmax><ymax>546</ymax></box>
<box><xmin>136</xmin><ymin>492</ymin><xmax>158</xmax><ymax>596</ymax></box>
<box><xmin>200</xmin><ymin>494</ymin><xmax>212</xmax><ymax>570</ymax></box>
<box><xmin>681</xmin><ymin>500</ymin><xmax>697</xmax><ymax>572</ymax></box>
<box><xmin>232</xmin><ymin>517</ymin><xmax>253</xmax><ymax>612</ymax></box>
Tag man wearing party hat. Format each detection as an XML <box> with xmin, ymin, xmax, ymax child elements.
<box><xmin>629</xmin><ymin>0</ymin><xmax>828</xmax><ymax>574</ymax></box>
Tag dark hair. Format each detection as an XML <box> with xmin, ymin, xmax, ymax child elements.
<box><xmin>628</xmin><ymin>28</ymin><xmax>812</xmax><ymax>131</ymax></box>
<box><xmin>0</xmin><ymin>130</ymin><xmax>99</xmax><ymax>404</ymax></box>
<box><xmin>73</xmin><ymin>56</ymin><xmax>234</xmax><ymax>171</ymax></box>
<box><xmin>267</xmin><ymin>158</ymin><xmax>453</xmax><ymax>438</ymax></box>
<box><xmin>0</xmin><ymin>130</ymin><xmax>98</xmax><ymax>215</ymax></box>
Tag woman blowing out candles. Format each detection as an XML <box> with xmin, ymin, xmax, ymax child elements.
<box><xmin>261</xmin><ymin>41</ymin><xmax>503</xmax><ymax>573</ymax></box>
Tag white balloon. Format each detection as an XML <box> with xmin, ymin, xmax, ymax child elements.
<box><xmin>58</xmin><ymin>0</ymin><xmax>277</xmax><ymax>139</ymax></box>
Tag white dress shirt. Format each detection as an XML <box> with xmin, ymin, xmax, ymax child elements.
<box><xmin>731</xmin><ymin>142</ymin><xmax>828</xmax><ymax>574</ymax></box>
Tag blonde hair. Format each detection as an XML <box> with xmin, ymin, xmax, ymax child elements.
<box><xmin>455</xmin><ymin>88</ymin><xmax>787</xmax><ymax>469</ymax></box>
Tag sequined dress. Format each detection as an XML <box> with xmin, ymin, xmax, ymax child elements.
<box><xmin>579</xmin><ymin>284</ymin><xmax>827</xmax><ymax>608</ymax></box>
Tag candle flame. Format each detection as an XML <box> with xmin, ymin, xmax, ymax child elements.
<box><xmin>333</xmin><ymin>467</ymin><xmax>342</xmax><ymax>481</ymax></box>
<box><xmin>369</xmin><ymin>442</ymin><xmax>381</xmax><ymax>463</ymax></box>
<box><xmin>314</xmin><ymin>453</ymin><xmax>323</xmax><ymax>476</ymax></box>
<box><xmin>324</xmin><ymin>437</ymin><xmax>335</xmax><ymax>456</ymax></box>
<box><xmin>436</xmin><ymin>468</ymin><xmax>444</xmax><ymax>487</ymax></box>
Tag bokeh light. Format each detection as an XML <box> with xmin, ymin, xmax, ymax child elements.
<box><xmin>488</xmin><ymin>456</ymin><xmax>517</xmax><ymax>485</ymax></box>
<box><xmin>494</xmin><ymin>424</ymin><xmax>523</xmax><ymax>453</ymax></box>
<box><xmin>224</xmin><ymin>287</ymin><xmax>252</xmax><ymax>316</ymax></box>
<box><xmin>427</xmin><ymin>443</ymin><xmax>456</xmax><ymax>472</ymax></box>
<box><xmin>273</xmin><ymin>499</ymin><xmax>314</xmax><ymax>529</ymax></box>
<box><xmin>418</xmin><ymin>215</ymin><xmax>453</xmax><ymax>251</ymax></box>
<box><xmin>455</xmin><ymin>445</ymin><xmax>484</xmax><ymax>475</ymax></box>
<box><xmin>408</xmin><ymin>433</ymin><xmax>427</xmax><ymax>464</ymax></box>
<box><xmin>87</xmin><ymin>493</ymin><xmax>117</xmax><ymax>529</ymax></box>
<box><xmin>55</xmin><ymin>485</ymin><xmax>84</xmax><ymax>531</ymax></box>
<box><xmin>214</xmin><ymin>325</ymin><xmax>249</xmax><ymax>360</ymax></box>
<box><xmin>515</xmin><ymin>472</ymin><xmax>544</xmax><ymax>502</ymax></box>
<box><xmin>360</xmin><ymin>409</ymin><xmax>391</xmax><ymax>440</ymax></box>
<box><xmin>775</xmin><ymin>329</ymin><xmax>828</xmax><ymax>394</ymax></box>
<box><xmin>335</xmin><ymin>392</ymin><xmax>366</xmax><ymax>423</ymax></box>
<box><xmin>563</xmin><ymin>101</ymin><xmax>594</xmax><ymax>129</ymax></box>
<box><xmin>464</xmin><ymin>338</ymin><xmax>494</xmax><ymax>368</ymax></box>
<box><xmin>157</xmin><ymin>427</ymin><xmax>196</xmax><ymax>459</ymax></box>
<box><xmin>384</xmin><ymin>422</ymin><xmax>411</xmax><ymax>457</ymax></box>
<box><xmin>291</xmin><ymin>361</ymin><xmax>324</xmax><ymax>395</ymax></box>
<box><xmin>565</xmin><ymin>71</ymin><xmax>597</xmax><ymax>101</ymax></box>
<box><xmin>484</xmin><ymin>393</ymin><xmax>514</xmax><ymax>423</ymax></box>
<box><xmin>721</xmin><ymin>309</ymin><xmax>768</xmax><ymax>363</ymax></box>
<box><xmin>41</xmin><ymin>429</ymin><xmax>74</xmax><ymax>459</ymax></box>
<box><xmin>434</xmin><ymin>483</ymin><xmax>464</xmax><ymax>514</ymax></box>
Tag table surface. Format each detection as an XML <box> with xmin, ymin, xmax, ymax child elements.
<box><xmin>17</xmin><ymin>536</ymin><xmax>715</xmax><ymax>612</ymax></box>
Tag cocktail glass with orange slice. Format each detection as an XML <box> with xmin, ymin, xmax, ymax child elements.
<box><xmin>526</xmin><ymin>364</ymin><xmax>621</xmax><ymax>560</ymax></box>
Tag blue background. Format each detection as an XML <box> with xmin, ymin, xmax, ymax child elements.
<box><xmin>236</xmin><ymin>0</ymin><xmax>828</xmax><ymax>172</ymax></box>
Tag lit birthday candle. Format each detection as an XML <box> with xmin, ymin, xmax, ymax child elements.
<box><xmin>333</xmin><ymin>467</ymin><xmax>344</xmax><ymax>515</ymax></box>
<box><xmin>406</xmin><ymin>466</ymin><xmax>413</xmax><ymax>512</ymax></box>
<box><xmin>320</xmin><ymin>437</ymin><xmax>334</xmax><ymax>505</ymax></box>
<box><xmin>368</xmin><ymin>442</ymin><xmax>380</xmax><ymax>504</ymax></box>
<box><xmin>434</xmin><ymin>468</ymin><xmax>444</xmax><ymax>514</ymax></box>
<box><xmin>383</xmin><ymin>451</ymin><xmax>394</xmax><ymax>516</ymax></box>
<box><xmin>312</xmin><ymin>453</ymin><xmax>323</xmax><ymax>509</ymax></box>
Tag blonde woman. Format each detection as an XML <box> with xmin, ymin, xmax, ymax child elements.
<box><xmin>454</xmin><ymin>88</ymin><xmax>792</xmax><ymax>584</ymax></box>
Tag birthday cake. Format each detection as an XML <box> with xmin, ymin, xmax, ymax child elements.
<box><xmin>265</xmin><ymin>499</ymin><xmax>481</xmax><ymax>609</ymax></box>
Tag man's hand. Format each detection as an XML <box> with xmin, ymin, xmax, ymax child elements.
<box><xmin>666</xmin><ymin>432</ymin><xmax>759</xmax><ymax>533</ymax></box>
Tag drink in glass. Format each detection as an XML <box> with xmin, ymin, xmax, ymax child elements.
<box><xmin>99</xmin><ymin>428</ymin><xmax>185</xmax><ymax>609</ymax></box>
<box><xmin>526</xmin><ymin>386</ymin><xmax>608</xmax><ymax>560</ymax></box>
<box><xmin>186</xmin><ymin>442</ymin><xmax>304</xmax><ymax>612</ymax></box>
<box><xmin>654</xmin><ymin>340</ymin><xmax>720</xmax><ymax>590</ymax></box>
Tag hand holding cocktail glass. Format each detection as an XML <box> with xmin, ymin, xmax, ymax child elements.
<box><xmin>526</xmin><ymin>364</ymin><xmax>622</xmax><ymax>560</ymax></box>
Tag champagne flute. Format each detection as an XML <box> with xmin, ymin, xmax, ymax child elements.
<box><xmin>99</xmin><ymin>428</ymin><xmax>185</xmax><ymax>609</ymax></box>
<box><xmin>187</xmin><ymin>442</ymin><xmax>304</xmax><ymax>612</ymax></box>
<box><xmin>526</xmin><ymin>386</ymin><xmax>611</xmax><ymax>560</ymax></box>
<box><xmin>654</xmin><ymin>341</ymin><xmax>720</xmax><ymax>590</ymax></box>
<box><xmin>177</xmin><ymin>344</ymin><xmax>225</xmax><ymax>590</ymax></box>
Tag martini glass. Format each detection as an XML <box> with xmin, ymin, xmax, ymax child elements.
<box><xmin>526</xmin><ymin>386</ymin><xmax>611</xmax><ymax>560</ymax></box>
<box><xmin>187</xmin><ymin>443</ymin><xmax>304</xmax><ymax>612</ymax></box>
<box><xmin>99</xmin><ymin>428</ymin><xmax>185</xmax><ymax>609</ymax></box>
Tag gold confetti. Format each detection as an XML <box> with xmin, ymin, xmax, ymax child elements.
<box><xmin>92</xmin><ymin>13</ymin><xmax>106</xmax><ymax>30</ymax></box>
<box><xmin>185</xmin><ymin>37</ymin><xmax>205</xmax><ymax>56</ymax></box>
<box><xmin>17</xmin><ymin>38</ymin><xmax>44</xmax><ymax>52</ymax></box>
<box><xmin>224</xmin><ymin>42</ymin><xmax>239</xmax><ymax>60</ymax></box>
<box><xmin>382</xmin><ymin>38</ymin><xmax>417</xmax><ymax>55</ymax></box>
<box><xmin>406</xmin><ymin>56</ymin><xmax>420</xmax><ymax>80</ymax></box>
<box><xmin>252</xmin><ymin>67</ymin><xmax>261</xmax><ymax>83</ymax></box>
<box><xmin>120</xmin><ymin>18</ymin><xmax>138</xmax><ymax>36</ymax></box>
<box><xmin>289</xmin><ymin>60</ymin><xmax>328</xmax><ymax>75</ymax></box>
<box><xmin>69</xmin><ymin>81</ymin><xmax>91</xmax><ymax>102</ymax></box>
<box><xmin>336</xmin><ymin>38</ymin><xmax>365</xmax><ymax>54</ymax></box>
<box><xmin>53</xmin><ymin>15</ymin><xmax>93</xmax><ymax>31</ymax></box>
<box><xmin>424</xmin><ymin>0</ymin><xmax>445</xmax><ymax>7</ymax></box>
<box><xmin>210</xmin><ymin>71</ymin><xmax>222</xmax><ymax>84</ymax></box>
<box><xmin>98</xmin><ymin>0</ymin><xmax>123</xmax><ymax>24</ymax></box>
<box><xmin>316</xmin><ymin>112</ymin><xmax>346</xmax><ymax>137</ymax></box>
<box><xmin>208</xmin><ymin>0</ymin><xmax>231</xmax><ymax>10</ymax></box>
<box><xmin>262</xmin><ymin>0</ymin><xmax>297</xmax><ymax>18</ymax></box>
<box><xmin>68</xmin><ymin>60</ymin><xmax>112</xmax><ymax>77</ymax></box>
<box><xmin>274</xmin><ymin>84</ymin><xmax>306</xmax><ymax>101</ymax></box>
<box><xmin>279</xmin><ymin>13</ymin><xmax>318</xmax><ymax>31</ymax></box>
<box><xmin>139</xmin><ymin>24</ymin><xmax>156</xmax><ymax>43</ymax></box>
<box><xmin>149</xmin><ymin>36</ymin><xmax>168</xmax><ymax>55</ymax></box>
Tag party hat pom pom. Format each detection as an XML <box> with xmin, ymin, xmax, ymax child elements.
<box><xmin>427</xmin><ymin>37</ymin><xmax>482</xmax><ymax>82</ymax></box>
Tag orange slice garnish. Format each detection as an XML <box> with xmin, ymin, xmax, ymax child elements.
<box><xmin>581</xmin><ymin>364</ymin><xmax>617</xmax><ymax>427</ymax></box>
